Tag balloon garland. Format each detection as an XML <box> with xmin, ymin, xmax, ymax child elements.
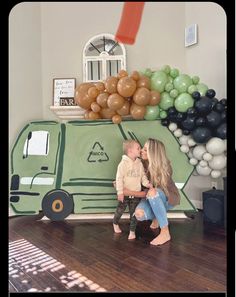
<box><xmin>75</xmin><ymin>65</ymin><xmax>227</xmax><ymax>178</ymax></box>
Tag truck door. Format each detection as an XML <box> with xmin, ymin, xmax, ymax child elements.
<box><xmin>10</xmin><ymin>122</ymin><xmax>61</xmax><ymax>214</ymax></box>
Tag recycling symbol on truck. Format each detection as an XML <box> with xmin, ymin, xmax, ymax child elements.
<box><xmin>87</xmin><ymin>142</ymin><xmax>109</xmax><ymax>163</ymax></box>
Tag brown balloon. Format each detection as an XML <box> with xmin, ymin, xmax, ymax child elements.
<box><xmin>96</xmin><ymin>92</ymin><xmax>109</xmax><ymax>108</ymax></box>
<box><xmin>133</xmin><ymin>87</ymin><xmax>151</xmax><ymax>106</ymax></box>
<box><xmin>100</xmin><ymin>108</ymin><xmax>117</xmax><ymax>119</ymax></box>
<box><xmin>117</xmin><ymin>76</ymin><xmax>137</xmax><ymax>97</ymax></box>
<box><xmin>112</xmin><ymin>114</ymin><xmax>122</xmax><ymax>124</ymax></box>
<box><xmin>105</xmin><ymin>76</ymin><xmax>118</xmax><ymax>94</ymax></box>
<box><xmin>88</xmin><ymin>86</ymin><xmax>99</xmax><ymax>99</ymax></box>
<box><xmin>130</xmin><ymin>103</ymin><xmax>146</xmax><ymax>120</ymax></box>
<box><xmin>88</xmin><ymin>111</ymin><xmax>100</xmax><ymax>120</ymax></box>
<box><xmin>117</xmin><ymin>69</ymin><xmax>128</xmax><ymax>79</ymax></box>
<box><xmin>149</xmin><ymin>90</ymin><xmax>161</xmax><ymax>106</ymax></box>
<box><xmin>95</xmin><ymin>82</ymin><xmax>105</xmax><ymax>92</ymax></box>
<box><xmin>91</xmin><ymin>102</ymin><xmax>101</xmax><ymax>113</ymax></box>
<box><xmin>76</xmin><ymin>82</ymin><xmax>94</xmax><ymax>94</ymax></box>
<box><xmin>137</xmin><ymin>75</ymin><xmax>151</xmax><ymax>89</ymax></box>
<box><xmin>117</xmin><ymin>101</ymin><xmax>130</xmax><ymax>116</ymax></box>
<box><xmin>76</xmin><ymin>92</ymin><xmax>95</xmax><ymax>109</ymax></box>
<box><xmin>107</xmin><ymin>93</ymin><xmax>125</xmax><ymax>111</ymax></box>
<box><xmin>130</xmin><ymin>71</ymin><xmax>140</xmax><ymax>81</ymax></box>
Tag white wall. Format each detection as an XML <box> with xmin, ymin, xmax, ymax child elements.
<box><xmin>9</xmin><ymin>2</ymin><xmax>43</xmax><ymax>147</ymax></box>
<box><xmin>9</xmin><ymin>2</ymin><xmax>227</xmax><ymax>214</ymax></box>
<box><xmin>183</xmin><ymin>2</ymin><xmax>226</xmax><ymax>208</ymax></box>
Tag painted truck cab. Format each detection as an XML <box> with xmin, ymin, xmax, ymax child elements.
<box><xmin>10</xmin><ymin>119</ymin><xmax>196</xmax><ymax>220</ymax></box>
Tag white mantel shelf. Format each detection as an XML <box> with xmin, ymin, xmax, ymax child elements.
<box><xmin>50</xmin><ymin>105</ymin><xmax>85</xmax><ymax>120</ymax></box>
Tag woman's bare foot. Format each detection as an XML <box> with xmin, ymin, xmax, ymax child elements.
<box><xmin>150</xmin><ymin>219</ymin><xmax>159</xmax><ymax>229</ymax></box>
<box><xmin>150</xmin><ymin>226</ymin><xmax>171</xmax><ymax>245</ymax></box>
<box><xmin>128</xmin><ymin>231</ymin><xmax>136</xmax><ymax>240</ymax></box>
<box><xmin>113</xmin><ymin>223</ymin><xmax>122</xmax><ymax>233</ymax></box>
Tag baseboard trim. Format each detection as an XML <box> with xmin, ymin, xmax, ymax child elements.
<box><xmin>41</xmin><ymin>212</ymin><xmax>188</xmax><ymax>221</ymax></box>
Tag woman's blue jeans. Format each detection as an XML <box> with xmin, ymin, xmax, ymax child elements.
<box><xmin>135</xmin><ymin>188</ymin><xmax>173</xmax><ymax>228</ymax></box>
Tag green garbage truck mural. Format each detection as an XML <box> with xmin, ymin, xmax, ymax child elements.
<box><xmin>10</xmin><ymin>119</ymin><xmax>196</xmax><ymax>220</ymax></box>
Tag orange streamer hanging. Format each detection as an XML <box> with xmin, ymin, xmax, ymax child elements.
<box><xmin>115</xmin><ymin>2</ymin><xmax>145</xmax><ymax>45</ymax></box>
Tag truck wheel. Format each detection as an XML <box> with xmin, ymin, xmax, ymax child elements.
<box><xmin>42</xmin><ymin>190</ymin><xmax>74</xmax><ymax>221</ymax></box>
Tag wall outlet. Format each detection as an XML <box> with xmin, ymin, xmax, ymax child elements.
<box><xmin>211</xmin><ymin>181</ymin><xmax>217</xmax><ymax>189</ymax></box>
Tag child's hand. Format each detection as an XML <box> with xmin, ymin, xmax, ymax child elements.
<box><xmin>117</xmin><ymin>194</ymin><xmax>124</xmax><ymax>202</ymax></box>
<box><xmin>147</xmin><ymin>183</ymin><xmax>153</xmax><ymax>189</ymax></box>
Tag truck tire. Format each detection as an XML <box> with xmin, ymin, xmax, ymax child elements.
<box><xmin>42</xmin><ymin>190</ymin><xmax>74</xmax><ymax>221</ymax></box>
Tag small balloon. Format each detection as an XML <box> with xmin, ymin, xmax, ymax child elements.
<box><xmin>96</xmin><ymin>92</ymin><xmax>109</xmax><ymax>108</ymax></box>
<box><xmin>191</xmin><ymin>127</ymin><xmax>212</xmax><ymax>143</ymax></box>
<box><xmin>170</xmin><ymin>68</ymin><xmax>179</xmax><ymax>78</ymax></box>
<box><xmin>88</xmin><ymin>86</ymin><xmax>99</xmax><ymax>99</ymax></box>
<box><xmin>150</xmin><ymin>70</ymin><xmax>168</xmax><ymax>92</ymax></box>
<box><xmin>160</xmin><ymin>110</ymin><xmax>167</xmax><ymax>119</ymax></box>
<box><xmin>136</xmin><ymin>75</ymin><xmax>151</xmax><ymax>89</ymax></box>
<box><xmin>173</xmin><ymin>74</ymin><xmax>192</xmax><ymax>93</ymax></box>
<box><xmin>192</xmin><ymin>145</ymin><xmax>207</xmax><ymax>160</ymax></box>
<box><xmin>196</xmin><ymin>164</ymin><xmax>211</xmax><ymax>176</ymax></box>
<box><xmin>208</xmin><ymin>154</ymin><xmax>226</xmax><ymax>170</ymax></box>
<box><xmin>174</xmin><ymin>93</ymin><xmax>194</xmax><ymax>112</ymax></box>
<box><xmin>214</xmin><ymin>123</ymin><xmax>226</xmax><ymax>139</ymax></box>
<box><xmin>149</xmin><ymin>90</ymin><xmax>161</xmax><ymax>106</ymax></box>
<box><xmin>117</xmin><ymin>69</ymin><xmax>128</xmax><ymax>79</ymax></box>
<box><xmin>112</xmin><ymin>114</ymin><xmax>122</xmax><ymax>124</ymax></box>
<box><xmin>206</xmin><ymin>137</ymin><xmax>225</xmax><ymax>155</ymax></box>
<box><xmin>91</xmin><ymin>102</ymin><xmax>101</xmax><ymax>113</ymax></box>
<box><xmin>159</xmin><ymin>92</ymin><xmax>174</xmax><ymax>110</ymax></box>
<box><xmin>100</xmin><ymin>107</ymin><xmax>117</xmax><ymax>119</ymax></box>
<box><xmin>117</xmin><ymin>101</ymin><xmax>130</xmax><ymax>116</ymax></box>
<box><xmin>88</xmin><ymin>111</ymin><xmax>100</xmax><ymax>120</ymax></box>
<box><xmin>133</xmin><ymin>87</ymin><xmax>151</xmax><ymax>106</ymax></box>
<box><xmin>196</xmin><ymin>83</ymin><xmax>208</xmax><ymax>96</ymax></box>
<box><xmin>130</xmin><ymin>71</ymin><xmax>140</xmax><ymax>81</ymax></box>
<box><xmin>191</xmin><ymin>76</ymin><xmax>200</xmax><ymax>84</ymax></box>
<box><xmin>144</xmin><ymin>105</ymin><xmax>160</xmax><ymax>120</ymax></box>
<box><xmin>205</xmin><ymin>89</ymin><xmax>216</xmax><ymax>98</ymax></box>
<box><xmin>95</xmin><ymin>82</ymin><xmax>105</xmax><ymax>92</ymax></box>
<box><xmin>130</xmin><ymin>103</ymin><xmax>146</xmax><ymax>120</ymax></box>
<box><xmin>169</xmin><ymin>89</ymin><xmax>179</xmax><ymax>98</ymax></box>
<box><xmin>211</xmin><ymin>170</ymin><xmax>222</xmax><ymax>179</ymax></box>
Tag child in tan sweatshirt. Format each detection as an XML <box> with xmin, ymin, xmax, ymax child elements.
<box><xmin>113</xmin><ymin>139</ymin><xmax>152</xmax><ymax>240</ymax></box>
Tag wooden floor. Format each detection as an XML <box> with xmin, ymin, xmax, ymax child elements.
<box><xmin>9</xmin><ymin>211</ymin><xmax>226</xmax><ymax>293</ymax></box>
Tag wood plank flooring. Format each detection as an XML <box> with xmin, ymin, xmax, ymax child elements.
<box><xmin>9</xmin><ymin>211</ymin><xmax>226</xmax><ymax>293</ymax></box>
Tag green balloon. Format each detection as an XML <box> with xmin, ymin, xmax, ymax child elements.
<box><xmin>165</xmin><ymin>82</ymin><xmax>174</xmax><ymax>92</ymax></box>
<box><xmin>174</xmin><ymin>93</ymin><xmax>194</xmax><ymax>112</ymax></box>
<box><xmin>168</xmin><ymin>76</ymin><xmax>173</xmax><ymax>83</ymax></box>
<box><xmin>192</xmin><ymin>76</ymin><xmax>200</xmax><ymax>84</ymax></box>
<box><xmin>144</xmin><ymin>68</ymin><xmax>152</xmax><ymax>78</ymax></box>
<box><xmin>174</xmin><ymin>74</ymin><xmax>193</xmax><ymax>93</ymax></box>
<box><xmin>170</xmin><ymin>68</ymin><xmax>179</xmax><ymax>78</ymax></box>
<box><xmin>144</xmin><ymin>105</ymin><xmax>160</xmax><ymax>120</ymax></box>
<box><xmin>188</xmin><ymin>84</ymin><xmax>198</xmax><ymax>94</ymax></box>
<box><xmin>160</xmin><ymin>110</ymin><xmax>167</xmax><ymax>119</ymax></box>
<box><xmin>196</xmin><ymin>83</ymin><xmax>208</xmax><ymax>96</ymax></box>
<box><xmin>169</xmin><ymin>89</ymin><xmax>179</xmax><ymax>98</ymax></box>
<box><xmin>150</xmin><ymin>70</ymin><xmax>168</xmax><ymax>92</ymax></box>
<box><xmin>161</xmin><ymin>65</ymin><xmax>171</xmax><ymax>74</ymax></box>
<box><xmin>159</xmin><ymin>92</ymin><xmax>174</xmax><ymax>110</ymax></box>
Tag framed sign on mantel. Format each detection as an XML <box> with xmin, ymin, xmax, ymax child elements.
<box><xmin>53</xmin><ymin>78</ymin><xmax>76</xmax><ymax>106</ymax></box>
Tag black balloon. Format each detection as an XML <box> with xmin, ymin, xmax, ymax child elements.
<box><xmin>205</xmin><ymin>89</ymin><xmax>216</xmax><ymax>98</ymax></box>
<box><xmin>192</xmin><ymin>91</ymin><xmax>201</xmax><ymax>100</ymax></box>
<box><xmin>168</xmin><ymin>114</ymin><xmax>178</xmax><ymax>123</ymax></box>
<box><xmin>213</xmin><ymin>102</ymin><xmax>225</xmax><ymax>113</ymax></box>
<box><xmin>215</xmin><ymin>123</ymin><xmax>226</xmax><ymax>139</ymax></box>
<box><xmin>221</xmin><ymin>110</ymin><xmax>227</xmax><ymax>122</ymax></box>
<box><xmin>191</xmin><ymin>127</ymin><xmax>212</xmax><ymax>143</ymax></box>
<box><xmin>161</xmin><ymin>119</ymin><xmax>170</xmax><ymax>126</ymax></box>
<box><xmin>206</xmin><ymin>111</ymin><xmax>222</xmax><ymax>128</ymax></box>
<box><xmin>220</xmin><ymin>98</ymin><xmax>227</xmax><ymax>106</ymax></box>
<box><xmin>211</xmin><ymin>98</ymin><xmax>218</xmax><ymax>109</ymax></box>
<box><xmin>176</xmin><ymin>112</ymin><xmax>187</xmax><ymax>122</ymax></box>
<box><xmin>195</xmin><ymin>96</ymin><xmax>213</xmax><ymax>115</ymax></box>
<box><xmin>182</xmin><ymin>129</ymin><xmax>191</xmax><ymax>135</ymax></box>
<box><xmin>181</xmin><ymin>116</ymin><xmax>196</xmax><ymax>131</ymax></box>
<box><xmin>167</xmin><ymin>107</ymin><xmax>177</xmax><ymax>115</ymax></box>
<box><xmin>187</xmin><ymin>107</ymin><xmax>197</xmax><ymax>117</ymax></box>
<box><xmin>195</xmin><ymin>116</ymin><xmax>207</xmax><ymax>127</ymax></box>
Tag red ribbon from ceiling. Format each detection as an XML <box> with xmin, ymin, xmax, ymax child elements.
<box><xmin>115</xmin><ymin>2</ymin><xmax>145</xmax><ymax>45</ymax></box>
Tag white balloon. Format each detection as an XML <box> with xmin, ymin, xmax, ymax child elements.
<box><xmin>179</xmin><ymin>135</ymin><xmax>190</xmax><ymax>145</ymax></box>
<box><xmin>169</xmin><ymin>123</ymin><xmax>178</xmax><ymax>131</ymax></box>
<box><xmin>196</xmin><ymin>164</ymin><xmax>211</xmax><ymax>176</ymax></box>
<box><xmin>199</xmin><ymin>160</ymin><xmax>208</xmax><ymax>167</ymax></box>
<box><xmin>203</xmin><ymin>152</ymin><xmax>213</xmax><ymax>161</ymax></box>
<box><xmin>223</xmin><ymin>139</ymin><xmax>227</xmax><ymax>151</ymax></box>
<box><xmin>190</xmin><ymin>158</ymin><xmax>198</xmax><ymax>165</ymax></box>
<box><xmin>180</xmin><ymin>144</ymin><xmax>189</xmax><ymax>153</ymax></box>
<box><xmin>174</xmin><ymin>129</ymin><xmax>183</xmax><ymax>138</ymax></box>
<box><xmin>208</xmin><ymin>154</ymin><xmax>226</xmax><ymax>170</ymax></box>
<box><xmin>187</xmin><ymin>138</ymin><xmax>196</xmax><ymax>147</ymax></box>
<box><xmin>187</xmin><ymin>150</ymin><xmax>193</xmax><ymax>158</ymax></box>
<box><xmin>192</xmin><ymin>145</ymin><xmax>206</xmax><ymax>160</ymax></box>
<box><xmin>206</xmin><ymin>137</ymin><xmax>225</xmax><ymax>155</ymax></box>
<box><xmin>211</xmin><ymin>170</ymin><xmax>222</xmax><ymax>178</ymax></box>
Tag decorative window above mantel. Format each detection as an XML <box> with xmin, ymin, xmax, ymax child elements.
<box><xmin>83</xmin><ymin>33</ymin><xmax>126</xmax><ymax>82</ymax></box>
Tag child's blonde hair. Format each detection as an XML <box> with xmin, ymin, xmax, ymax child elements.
<box><xmin>123</xmin><ymin>139</ymin><xmax>139</xmax><ymax>155</ymax></box>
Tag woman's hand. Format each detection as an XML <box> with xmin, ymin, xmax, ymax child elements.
<box><xmin>146</xmin><ymin>187</ymin><xmax>157</xmax><ymax>198</ymax></box>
